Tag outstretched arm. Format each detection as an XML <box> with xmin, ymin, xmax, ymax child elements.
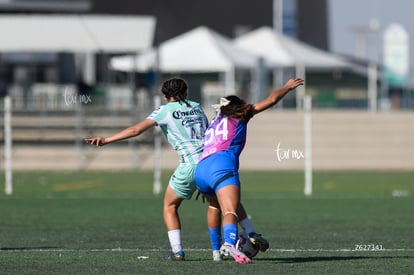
<box><xmin>252</xmin><ymin>78</ymin><xmax>304</xmax><ymax>115</ymax></box>
<box><xmin>85</xmin><ymin>119</ymin><xmax>157</xmax><ymax>146</ymax></box>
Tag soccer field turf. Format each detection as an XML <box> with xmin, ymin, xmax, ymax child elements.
<box><xmin>0</xmin><ymin>170</ymin><xmax>413</xmax><ymax>274</ymax></box>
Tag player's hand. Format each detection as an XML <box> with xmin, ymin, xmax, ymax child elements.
<box><xmin>84</xmin><ymin>137</ymin><xmax>106</xmax><ymax>146</ymax></box>
<box><xmin>284</xmin><ymin>78</ymin><xmax>304</xmax><ymax>90</ymax></box>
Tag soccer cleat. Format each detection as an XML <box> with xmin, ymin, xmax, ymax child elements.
<box><xmin>213</xmin><ymin>250</ymin><xmax>223</xmax><ymax>261</ymax></box>
<box><xmin>220</xmin><ymin>243</ymin><xmax>252</xmax><ymax>264</ymax></box>
<box><xmin>165</xmin><ymin>250</ymin><xmax>185</xmax><ymax>261</ymax></box>
<box><xmin>248</xmin><ymin>232</ymin><xmax>269</xmax><ymax>252</ymax></box>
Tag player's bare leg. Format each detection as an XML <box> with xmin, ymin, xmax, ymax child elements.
<box><xmin>163</xmin><ymin>184</ymin><xmax>185</xmax><ymax>260</ymax></box>
<box><xmin>207</xmin><ymin>196</ymin><xmax>223</xmax><ymax>261</ymax></box>
<box><xmin>216</xmin><ymin>185</ymin><xmax>252</xmax><ymax>264</ymax></box>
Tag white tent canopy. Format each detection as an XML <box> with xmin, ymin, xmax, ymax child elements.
<box><xmin>110</xmin><ymin>26</ymin><xmax>257</xmax><ymax>72</ymax></box>
<box><xmin>233</xmin><ymin>26</ymin><xmax>352</xmax><ymax>70</ymax></box>
<box><xmin>234</xmin><ymin>26</ymin><xmax>354</xmax><ymax>108</ymax></box>
<box><xmin>0</xmin><ymin>14</ymin><xmax>156</xmax><ymax>52</ymax></box>
<box><xmin>110</xmin><ymin>26</ymin><xmax>258</xmax><ymax>94</ymax></box>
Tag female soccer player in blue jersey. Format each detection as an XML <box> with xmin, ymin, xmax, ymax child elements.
<box><xmin>195</xmin><ymin>77</ymin><xmax>304</xmax><ymax>264</ymax></box>
<box><xmin>85</xmin><ymin>77</ymin><xmax>265</xmax><ymax>261</ymax></box>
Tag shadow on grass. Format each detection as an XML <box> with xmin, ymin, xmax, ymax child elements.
<box><xmin>256</xmin><ymin>255</ymin><xmax>414</xmax><ymax>264</ymax></box>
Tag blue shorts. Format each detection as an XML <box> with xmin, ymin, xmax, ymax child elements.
<box><xmin>194</xmin><ymin>151</ymin><xmax>240</xmax><ymax>197</ymax></box>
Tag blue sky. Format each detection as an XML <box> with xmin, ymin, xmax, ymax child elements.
<box><xmin>328</xmin><ymin>0</ymin><xmax>413</xmax><ymax>69</ymax></box>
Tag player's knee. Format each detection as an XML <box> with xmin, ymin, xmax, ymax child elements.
<box><xmin>223</xmin><ymin>211</ymin><xmax>238</xmax><ymax>220</ymax></box>
<box><xmin>208</xmin><ymin>205</ymin><xmax>221</xmax><ymax>213</ymax></box>
<box><xmin>164</xmin><ymin>203</ymin><xmax>179</xmax><ymax>214</ymax></box>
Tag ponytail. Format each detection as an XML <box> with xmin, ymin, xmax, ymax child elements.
<box><xmin>219</xmin><ymin>95</ymin><xmax>254</xmax><ymax>123</ymax></box>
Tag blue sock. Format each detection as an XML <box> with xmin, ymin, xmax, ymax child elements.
<box><xmin>208</xmin><ymin>227</ymin><xmax>222</xmax><ymax>251</ymax></box>
<box><xmin>223</xmin><ymin>224</ymin><xmax>238</xmax><ymax>246</ymax></box>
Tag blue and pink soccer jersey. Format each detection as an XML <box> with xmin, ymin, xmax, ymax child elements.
<box><xmin>199</xmin><ymin>116</ymin><xmax>248</xmax><ymax>161</ymax></box>
<box><xmin>195</xmin><ymin>115</ymin><xmax>249</xmax><ymax>197</ymax></box>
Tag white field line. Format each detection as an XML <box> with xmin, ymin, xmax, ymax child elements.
<box><xmin>1</xmin><ymin>248</ymin><xmax>414</xmax><ymax>253</ymax></box>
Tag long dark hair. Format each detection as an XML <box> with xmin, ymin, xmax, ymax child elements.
<box><xmin>161</xmin><ymin>78</ymin><xmax>190</xmax><ymax>107</ymax></box>
<box><xmin>220</xmin><ymin>95</ymin><xmax>254</xmax><ymax>123</ymax></box>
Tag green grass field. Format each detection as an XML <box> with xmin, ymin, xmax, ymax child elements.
<box><xmin>1</xmin><ymin>170</ymin><xmax>413</xmax><ymax>274</ymax></box>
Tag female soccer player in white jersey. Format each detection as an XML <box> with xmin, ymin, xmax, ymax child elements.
<box><xmin>85</xmin><ymin>78</ymin><xmax>208</xmax><ymax>260</ymax></box>
<box><xmin>195</xmin><ymin>77</ymin><xmax>304</xmax><ymax>264</ymax></box>
<box><xmin>85</xmin><ymin>78</ymin><xmax>266</xmax><ymax>261</ymax></box>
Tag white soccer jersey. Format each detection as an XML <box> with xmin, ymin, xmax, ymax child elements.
<box><xmin>147</xmin><ymin>100</ymin><xmax>208</xmax><ymax>164</ymax></box>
